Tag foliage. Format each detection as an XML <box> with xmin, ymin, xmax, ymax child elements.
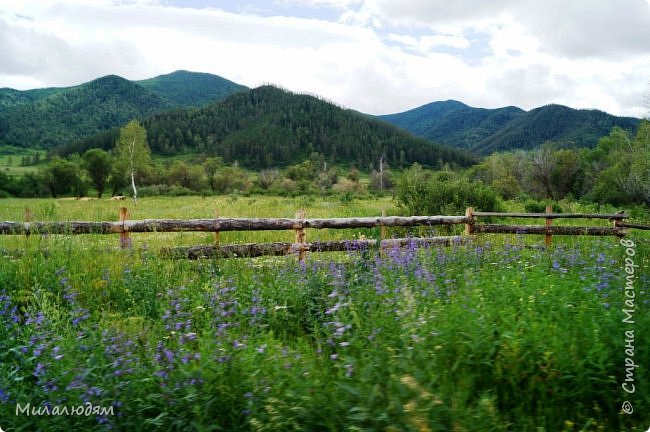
<box><xmin>213</xmin><ymin>163</ymin><xmax>252</xmax><ymax>194</ymax></box>
<box><xmin>167</xmin><ymin>160</ymin><xmax>207</xmax><ymax>191</ymax></box>
<box><xmin>111</xmin><ymin>121</ymin><xmax>153</xmax><ymax>198</ymax></box>
<box><xmin>396</xmin><ymin>164</ymin><xmax>504</xmax><ymax>215</ymax></box>
<box><xmin>40</xmin><ymin>157</ymin><xmax>86</xmax><ymax>198</ymax></box>
<box><xmin>523</xmin><ymin>199</ymin><xmax>563</xmax><ymax>213</ymax></box>
<box><xmin>82</xmin><ymin>148</ymin><xmax>113</xmax><ymax>198</ymax></box>
<box><xmin>586</xmin><ymin>122</ymin><xmax>650</xmax><ymax>206</ymax></box>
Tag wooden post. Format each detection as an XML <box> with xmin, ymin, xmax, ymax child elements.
<box><xmin>545</xmin><ymin>205</ymin><xmax>553</xmax><ymax>247</ymax></box>
<box><xmin>119</xmin><ymin>207</ymin><xmax>130</xmax><ymax>249</ymax></box>
<box><xmin>295</xmin><ymin>209</ymin><xmax>306</xmax><ymax>262</ymax></box>
<box><xmin>24</xmin><ymin>208</ymin><xmax>33</xmax><ymax>237</ymax></box>
<box><xmin>613</xmin><ymin>210</ymin><xmax>623</xmax><ymax>236</ymax></box>
<box><xmin>464</xmin><ymin>207</ymin><xmax>474</xmax><ymax>236</ymax></box>
<box><xmin>380</xmin><ymin>208</ymin><xmax>387</xmax><ymax>256</ymax></box>
<box><xmin>214</xmin><ymin>209</ymin><xmax>220</xmax><ymax>245</ymax></box>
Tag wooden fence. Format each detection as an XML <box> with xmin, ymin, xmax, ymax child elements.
<box><xmin>1</xmin><ymin>206</ymin><xmax>647</xmax><ymax>260</ymax></box>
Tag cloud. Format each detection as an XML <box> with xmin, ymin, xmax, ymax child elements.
<box><xmin>387</xmin><ymin>33</ymin><xmax>471</xmax><ymax>53</ymax></box>
<box><xmin>517</xmin><ymin>0</ymin><xmax>650</xmax><ymax>58</ymax></box>
<box><xmin>0</xmin><ymin>0</ymin><xmax>647</xmax><ymax>118</ymax></box>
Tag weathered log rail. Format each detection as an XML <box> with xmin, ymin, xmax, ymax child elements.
<box><xmin>472</xmin><ymin>212</ymin><xmax>628</xmax><ymax>220</ymax></box>
<box><xmin>0</xmin><ymin>215</ymin><xmax>469</xmax><ymax>235</ymax></box>
<box><xmin>473</xmin><ymin>224</ymin><xmax>625</xmax><ymax>236</ymax></box>
<box><xmin>1</xmin><ymin>206</ymin><xmax>645</xmax><ymax>260</ymax></box>
<box><xmin>162</xmin><ymin>236</ymin><xmax>470</xmax><ymax>260</ymax></box>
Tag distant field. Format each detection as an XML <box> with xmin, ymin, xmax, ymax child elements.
<box><xmin>0</xmin><ymin>145</ymin><xmax>46</xmax><ymax>176</ymax></box>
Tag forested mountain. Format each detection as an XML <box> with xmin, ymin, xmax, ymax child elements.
<box><xmin>137</xmin><ymin>70</ymin><xmax>247</xmax><ymax>107</ymax></box>
<box><xmin>380</xmin><ymin>101</ymin><xmax>639</xmax><ymax>155</ymax></box>
<box><xmin>0</xmin><ymin>71</ymin><xmax>246</xmax><ymax>149</ymax></box>
<box><xmin>0</xmin><ymin>75</ymin><xmax>171</xmax><ymax>148</ymax></box>
<box><xmin>473</xmin><ymin>104</ymin><xmax>639</xmax><ymax>154</ymax></box>
<box><xmin>0</xmin><ymin>87</ymin><xmax>68</xmax><ymax>110</ymax></box>
<box><xmin>69</xmin><ymin>85</ymin><xmax>476</xmax><ymax>169</ymax></box>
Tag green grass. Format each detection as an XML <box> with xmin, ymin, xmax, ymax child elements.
<box><xmin>0</xmin><ymin>145</ymin><xmax>46</xmax><ymax>176</ymax></box>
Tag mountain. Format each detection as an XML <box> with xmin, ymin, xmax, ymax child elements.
<box><xmin>380</xmin><ymin>101</ymin><xmax>639</xmax><ymax>155</ymax></box>
<box><xmin>68</xmin><ymin>85</ymin><xmax>477</xmax><ymax>170</ymax></box>
<box><xmin>473</xmin><ymin>104</ymin><xmax>639</xmax><ymax>154</ymax></box>
<box><xmin>0</xmin><ymin>87</ymin><xmax>68</xmax><ymax>111</ymax></box>
<box><xmin>0</xmin><ymin>75</ymin><xmax>172</xmax><ymax>148</ymax></box>
<box><xmin>137</xmin><ymin>70</ymin><xmax>247</xmax><ymax>107</ymax></box>
<box><xmin>0</xmin><ymin>71</ymin><xmax>246</xmax><ymax>149</ymax></box>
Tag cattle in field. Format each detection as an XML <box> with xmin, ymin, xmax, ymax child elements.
<box><xmin>110</xmin><ymin>195</ymin><xmax>126</xmax><ymax>200</ymax></box>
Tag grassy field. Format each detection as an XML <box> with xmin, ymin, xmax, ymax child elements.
<box><xmin>0</xmin><ymin>146</ymin><xmax>45</xmax><ymax>177</ymax></box>
<box><xmin>0</xmin><ymin>195</ymin><xmax>649</xmax><ymax>431</ymax></box>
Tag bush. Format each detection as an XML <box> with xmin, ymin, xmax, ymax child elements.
<box><xmin>396</xmin><ymin>164</ymin><xmax>504</xmax><ymax>216</ymax></box>
<box><xmin>524</xmin><ymin>199</ymin><xmax>562</xmax><ymax>213</ymax></box>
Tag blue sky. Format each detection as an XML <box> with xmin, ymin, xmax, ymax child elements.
<box><xmin>1</xmin><ymin>0</ymin><xmax>649</xmax><ymax>117</ymax></box>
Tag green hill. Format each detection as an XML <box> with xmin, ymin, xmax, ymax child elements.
<box><xmin>0</xmin><ymin>71</ymin><xmax>246</xmax><ymax>149</ymax></box>
<box><xmin>472</xmin><ymin>104</ymin><xmax>639</xmax><ymax>154</ymax></box>
<box><xmin>0</xmin><ymin>75</ymin><xmax>172</xmax><ymax>148</ymax></box>
<box><xmin>380</xmin><ymin>101</ymin><xmax>639</xmax><ymax>155</ymax></box>
<box><xmin>69</xmin><ymin>85</ymin><xmax>476</xmax><ymax>170</ymax></box>
<box><xmin>137</xmin><ymin>70</ymin><xmax>247</xmax><ymax>107</ymax></box>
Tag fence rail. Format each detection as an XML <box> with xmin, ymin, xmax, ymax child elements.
<box><xmin>1</xmin><ymin>206</ymin><xmax>645</xmax><ymax>260</ymax></box>
<box><xmin>472</xmin><ymin>211</ymin><xmax>628</xmax><ymax>219</ymax></box>
<box><xmin>162</xmin><ymin>236</ymin><xmax>470</xmax><ymax>259</ymax></box>
<box><xmin>0</xmin><ymin>215</ymin><xmax>469</xmax><ymax>235</ymax></box>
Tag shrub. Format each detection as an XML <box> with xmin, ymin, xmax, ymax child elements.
<box><xmin>396</xmin><ymin>164</ymin><xmax>504</xmax><ymax>216</ymax></box>
<box><xmin>524</xmin><ymin>199</ymin><xmax>562</xmax><ymax>213</ymax></box>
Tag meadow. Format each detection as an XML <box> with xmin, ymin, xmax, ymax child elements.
<box><xmin>0</xmin><ymin>195</ymin><xmax>648</xmax><ymax>431</ymax></box>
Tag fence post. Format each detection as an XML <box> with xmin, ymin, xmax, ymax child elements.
<box><xmin>24</xmin><ymin>208</ymin><xmax>33</xmax><ymax>238</ymax></box>
<box><xmin>612</xmin><ymin>212</ymin><xmax>623</xmax><ymax>236</ymax></box>
<box><xmin>214</xmin><ymin>209</ymin><xmax>220</xmax><ymax>245</ymax></box>
<box><xmin>380</xmin><ymin>208</ymin><xmax>387</xmax><ymax>255</ymax></box>
<box><xmin>119</xmin><ymin>207</ymin><xmax>131</xmax><ymax>249</ymax></box>
<box><xmin>464</xmin><ymin>207</ymin><xmax>474</xmax><ymax>235</ymax></box>
<box><xmin>295</xmin><ymin>209</ymin><xmax>306</xmax><ymax>262</ymax></box>
<box><xmin>545</xmin><ymin>205</ymin><xmax>553</xmax><ymax>247</ymax></box>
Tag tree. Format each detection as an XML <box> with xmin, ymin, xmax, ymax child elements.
<box><xmin>168</xmin><ymin>160</ymin><xmax>206</xmax><ymax>191</ymax></box>
<box><xmin>41</xmin><ymin>157</ymin><xmax>84</xmax><ymax>198</ymax></box>
<box><xmin>82</xmin><ymin>148</ymin><xmax>112</xmax><ymax>198</ymax></box>
<box><xmin>528</xmin><ymin>143</ymin><xmax>557</xmax><ymax>199</ymax></box>
<box><xmin>202</xmin><ymin>157</ymin><xmax>223</xmax><ymax>192</ymax></box>
<box><xmin>113</xmin><ymin>120</ymin><xmax>152</xmax><ymax>202</ymax></box>
<box><xmin>257</xmin><ymin>169</ymin><xmax>280</xmax><ymax>190</ymax></box>
<box><xmin>213</xmin><ymin>163</ymin><xmax>251</xmax><ymax>194</ymax></box>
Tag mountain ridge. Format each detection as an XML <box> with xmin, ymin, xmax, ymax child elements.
<box><xmin>0</xmin><ymin>71</ymin><xmax>247</xmax><ymax>149</ymax></box>
<box><xmin>66</xmin><ymin>84</ymin><xmax>477</xmax><ymax>170</ymax></box>
<box><xmin>379</xmin><ymin>100</ymin><xmax>639</xmax><ymax>155</ymax></box>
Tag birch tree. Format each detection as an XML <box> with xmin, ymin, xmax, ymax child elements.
<box><xmin>114</xmin><ymin>120</ymin><xmax>152</xmax><ymax>203</ymax></box>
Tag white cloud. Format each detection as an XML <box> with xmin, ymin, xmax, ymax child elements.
<box><xmin>0</xmin><ymin>0</ymin><xmax>648</xmax><ymax>118</ymax></box>
<box><xmin>388</xmin><ymin>33</ymin><xmax>470</xmax><ymax>53</ymax></box>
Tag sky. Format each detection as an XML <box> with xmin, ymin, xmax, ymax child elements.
<box><xmin>0</xmin><ymin>0</ymin><xmax>649</xmax><ymax>117</ymax></box>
